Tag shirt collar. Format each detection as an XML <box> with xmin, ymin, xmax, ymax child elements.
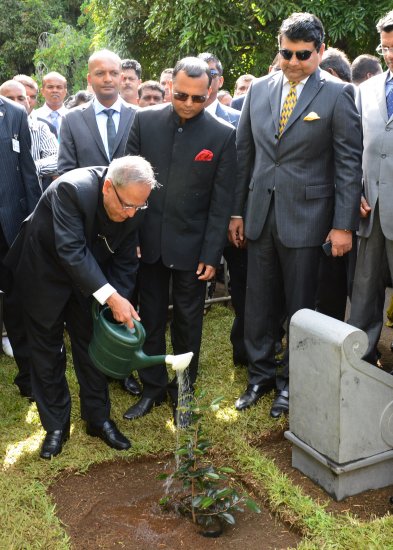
<box><xmin>205</xmin><ymin>98</ymin><xmax>219</xmax><ymax>115</ymax></box>
<box><xmin>386</xmin><ymin>71</ymin><xmax>393</xmax><ymax>83</ymax></box>
<box><xmin>93</xmin><ymin>96</ymin><xmax>123</xmax><ymax>115</ymax></box>
<box><xmin>282</xmin><ymin>74</ymin><xmax>310</xmax><ymax>87</ymax></box>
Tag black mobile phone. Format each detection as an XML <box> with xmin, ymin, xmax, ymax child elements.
<box><xmin>322</xmin><ymin>241</ymin><xmax>332</xmax><ymax>256</ymax></box>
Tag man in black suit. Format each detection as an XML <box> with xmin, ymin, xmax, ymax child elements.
<box><xmin>58</xmin><ymin>49</ymin><xmax>141</xmax><ymax>396</ymax></box>
<box><xmin>58</xmin><ymin>50</ymin><xmax>137</xmax><ymax>174</ymax></box>
<box><xmin>124</xmin><ymin>57</ymin><xmax>237</xmax><ymax>420</ymax></box>
<box><xmin>6</xmin><ymin>156</ymin><xmax>156</xmax><ymax>459</ymax></box>
<box><xmin>0</xmin><ymin>96</ymin><xmax>41</xmax><ymax>397</ymax></box>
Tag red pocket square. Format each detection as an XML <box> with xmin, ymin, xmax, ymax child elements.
<box><xmin>194</xmin><ymin>149</ymin><xmax>214</xmax><ymax>161</ymax></box>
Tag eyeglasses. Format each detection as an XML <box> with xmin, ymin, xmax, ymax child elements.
<box><xmin>376</xmin><ymin>44</ymin><xmax>393</xmax><ymax>56</ymax></box>
<box><xmin>173</xmin><ymin>91</ymin><xmax>207</xmax><ymax>103</ymax></box>
<box><xmin>210</xmin><ymin>69</ymin><xmax>220</xmax><ymax>78</ymax></box>
<box><xmin>111</xmin><ymin>181</ymin><xmax>148</xmax><ymax>211</ymax></box>
<box><xmin>279</xmin><ymin>48</ymin><xmax>316</xmax><ymax>61</ymax></box>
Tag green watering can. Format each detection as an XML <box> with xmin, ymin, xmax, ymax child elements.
<box><xmin>88</xmin><ymin>302</ymin><xmax>193</xmax><ymax>379</ymax></box>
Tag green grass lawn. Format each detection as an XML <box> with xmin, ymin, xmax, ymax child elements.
<box><xmin>1</xmin><ymin>304</ymin><xmax>392</xmax><ymax>549</ymax></box>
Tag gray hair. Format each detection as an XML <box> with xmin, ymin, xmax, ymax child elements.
<box><xmin>107</xmin><ymin>156</ymin><xmax>158</xmax><ymax>190</ymax></box>
<box><xmin>377</xmin><ymin>10</ymin><xmax>393</xmax><ymax>33</ymax></box>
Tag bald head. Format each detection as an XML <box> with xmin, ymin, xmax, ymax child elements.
<box><xmin>88</xmin><ymin>49</ymin><xmax>122</xmax><ymax>107</ymax></box>
<box><xmin>0</xmin><ymin>80</ymin><xmax>29</xmax><ymax>112</ymax></box>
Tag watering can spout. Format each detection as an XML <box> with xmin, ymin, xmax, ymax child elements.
<box><xmin>165</xmin><ymin>352</ymin><xmax>193</xmax><ymax>373</ymax></box>
<box><xmin>89</xmin><ymin>302</ymin><xmax>193</xmax><ymax>379</ymax></box>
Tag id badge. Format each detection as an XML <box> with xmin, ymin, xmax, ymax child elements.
<box><xmin>12</xmin><ymin>138</ymin><xmax>20</xmax><ymax>153</ymax></box>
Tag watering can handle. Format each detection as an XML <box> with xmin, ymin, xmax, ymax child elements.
<box><xmin>91</xmin><ymin>301</ymin><xmax>145</xmax><ymax>344</ymax></box>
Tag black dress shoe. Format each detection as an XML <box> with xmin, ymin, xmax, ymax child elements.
<box><xmin>122</xmin><ymin>373</ymin><xmax>142</xmax><ymax>396</ymax></box>
<box><xmin>235</xmin><ymin>383</ymin><xmax>275</xmax><ymax>411</ymax></box>
<box><xmin>40</xmin><ymin>424</ymin><xmax>70</xmax><ymax>459</ymax></box>
<box><xmin>86</xmin><ymin>419</ymin><xmax>131</xmax><ymax>450</ymax></box>
<box><xmin>270</xmin><ymin>390</ymin><xmax>289</xmax><ymax>418</ymax></box>
<box><xmin>123</xmin><ymin>395</ymin><xmax>165</xmax><ymax>420</ymax></box>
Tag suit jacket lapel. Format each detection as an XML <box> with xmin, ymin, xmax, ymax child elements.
<box><xmin>282</xmin><ymin>69</ymin><xmax>323</xmax><ymax>136</ymax></box>
<box><xmin>377</xmin><ymin>71</ymin><xmax>390</xmax><ymax>123</ymax></box>
<box><xmin>268</xmin><ymin>72</ymin><xmax>283</xmax><ymax>135</ymax></box>
<box><xmin>82</xmin><ymin>103</ymin><xmax>108</xmax><ymax>161</ymax></box>
<box><xmin>113</xmin><ymin>104</ymin><xmax>132</xmax><ymax>154</ymax></box>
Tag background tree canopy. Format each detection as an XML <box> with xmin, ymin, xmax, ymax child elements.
<box><xmin>0</xmin><ymin>0</ymin><xmax>392</xmax><ymax>94</ymax></box>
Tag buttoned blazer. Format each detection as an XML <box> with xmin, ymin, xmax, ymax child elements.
<box><xmin>234</xmin><ymin>68</ymin><xmax>362</xmax><ymax>247</ymax></box>
<box><xmin>356</xmin><ymin>71</ymin><xmax>393</xmax><ymax>239</ymax></box>
<box><xmin>126</xmin><ymin>103</ymin><xmax>237</xmax><ymax>270</ymax></box>
<box><xmin>0</xmin><ymin>96</ymin><xmax>41</xmax><ymax>245</ymax></box>
<box><xmin>58</xmin><ymin>101</ymin><xmax>137</xmax><ymax>174</ymax></box>
<box><xmin>7</xmin><ymin>167</ymin><xmax>142</xmax><ymax>328</ymax></box>
<box><xmin>215</xmin><ymin>102</ymin><xmax>240</xmax><ymax>128</ymax></box>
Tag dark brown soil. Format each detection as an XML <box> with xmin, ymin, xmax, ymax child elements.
<box><xmin>50</xmin><ymin>458</ymin><xmax>301</xmax><ymax>550</ymax></box>
<box><xmin>50</xmin><ymin>295</ymin><xmax>393</xmax><ymax>548</ymax></box>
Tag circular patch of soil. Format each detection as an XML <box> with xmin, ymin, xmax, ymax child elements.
<box><xmin>50</xmin><ymin>458</ymin><xmax>300</xmax><ymax>550</ymax></box>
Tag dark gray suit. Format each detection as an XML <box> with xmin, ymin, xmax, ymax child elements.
<box><xmin>215</xmin><ymin>102</ymin><xmax>240</xmax><ymax>127</ymax></box>
<box><xmin>58</xmin><ymin>101</ymin><xmax>137</xmax><ymax>174</ymax></box>
<box><xmin>7</xmin><ymin>167</ymin><xmax>142</xmax><ymax>430</ymax></box>
<box><xmin>235</xmin><ymin>68</ymin><xmax>362</xmax><ymax>390</ymax></box>
<box><xmin>0</xmin><ymin>96</ymin><xmax>41</xmax><ymax>396</ymax></box>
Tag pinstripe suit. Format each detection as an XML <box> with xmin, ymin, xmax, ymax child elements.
<box><xmin>234</xmin><ymin>68</ymin><xmax>362</xmax><ymax>390</ymax></box>
<box><xmin>0</xmin><ymin>96</ymin><xmax>41</xmax><ymax>396</ymax></box>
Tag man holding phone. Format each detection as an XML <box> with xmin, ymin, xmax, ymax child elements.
<box><xmin>229</xmin><ymin>12</ymin><xmax>362</xmax><ymax>418</ymax></box>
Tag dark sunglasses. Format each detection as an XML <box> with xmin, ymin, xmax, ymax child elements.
<box><xmin>210</xmin><ymin>69</ymin><xmax>220</xmax><ymax>78</ymax></box>
<box><xmin>173</xmin><ymin>91</ymin><xmax>207</xmax><ymax>103</ymax></box>
<box><xmin>279</xmin><ymin>48</ymin><xmax>316</xmax><ymax>61</ymax></box>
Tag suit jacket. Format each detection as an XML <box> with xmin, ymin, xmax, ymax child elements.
<box><xmin>231</xmin><ymin>95</ymin><xmax>246</xmax><ymax>111</ymax></box>
<box><xmin>58</xmin><ymin>101</ymin><xmax>137</xmax><ymax>174</ymax></box>
<box><xmin>0</xmin><ymin>96</ymin><xmax>41</xmax><ymax>246</ymax></box>
<box><xmin>7</xmin><ymin>167</ymin><xmax>142</xmax><ymax>328</ymax></box>
<box><xmin>234</xmin><ymin>68</ymin><xmax>362</xmax><ymax>247</ymax></box>
<box><xmin>215</xmin><ymin>102</ymin><xmax>240</xmax><ymax>128</ymax></box>
<box><xmin>356</xmin><ymin>71</ymin><xmax>393</xmax><ymax>239</ymax></box>
<box><xmin>126</xmin><ymin>103</ymin><xmax>237</xmax><ymax>270</ymax></box>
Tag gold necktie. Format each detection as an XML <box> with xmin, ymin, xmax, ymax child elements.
<box><xmin>278</xmin><ymin>81</ymin><xmax>297</xmax><ymax>137</ymax></box>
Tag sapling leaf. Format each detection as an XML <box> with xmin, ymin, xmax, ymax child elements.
<box><xmin>245</xmin><ymin>498</ymin><xmax>261</xmax><ymax>513</ymax></box>
<box><xmin>220</xmin><ymin>512</ymin><xmax>236</xmax><ymax>525</ymax></box>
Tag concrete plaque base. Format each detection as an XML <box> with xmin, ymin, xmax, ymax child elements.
<box><xmin>285</xmin><ymin>431</ymin><xmax>393</xmax><ymax>501</ymax></box>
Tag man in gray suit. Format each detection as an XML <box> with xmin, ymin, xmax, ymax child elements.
<box><xmin>348</xmin><ymin>10</ymin><xmax>393</xmax><ymax>364</ymax></box>
<box><xmin>58</xmin><ymin>50</ymin><xmax>137</xmax><ymax>174</ymax></box>
<box><xmin>229</xmin><ymin>12</ymin><xmax>362</xmax><ymax>417</ymax></box>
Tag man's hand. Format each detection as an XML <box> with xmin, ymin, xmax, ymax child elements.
<box><xmin>325</xmin><ymin>229</ymin><xmax>352</xmax><ymax>257</ymax></box>
<box><xmin>106</xmin><ymin>292</ymin><xmax>140</xmax><ymax>329</ymax></box>
<box><xmin>196</xmin><ymin>262</ymin><xmax>216</xmax><ymax>281</ymax></box>
<box><xmin>228</xmin><ymin>218</ymin><xmax>245</xmax><ymax>248</ymax></box>
<box><xmin>360</xmin><ymin>196</ymin><xmax>371</xmax><ymax>218</ymax></box>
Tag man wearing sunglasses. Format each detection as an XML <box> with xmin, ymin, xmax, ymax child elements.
<box><xmin>229</xmin><ymin>12</ymin><xmax>362</xmax><ymax>418</ymax></box>
<box><xmin>124</xmin><ymin>56</ymin><xmax>237</xmax><ymax>422</ymax></box>
<box><xmin>348</xmin><ymin>10</ymin><xmax>393</xmax><ymax>366</ymax></box>
<box><xmin>6</xmin><ymin>156</ymin><xmax>156</xmax><ymax>458</ymax></box>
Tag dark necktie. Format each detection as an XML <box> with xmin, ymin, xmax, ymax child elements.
<box><xmin>387</xmin><ymin>87</ymin><xmax>393</xmax><ymax>119</ymax></box>
<box><xmin>103</xmin><ymin>108</ymin><xmax>116</xmax><ymax>160</ymax></box>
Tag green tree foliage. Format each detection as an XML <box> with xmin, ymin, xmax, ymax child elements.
<box><xmin>87</xmin><ymin>0</ymin><xmax>392</xmax><ymax>91</ymax></box>
<box><xmin>0</xmin><ymin>0</ymin><xmax>86</xmax><ymax>84</ymax></box>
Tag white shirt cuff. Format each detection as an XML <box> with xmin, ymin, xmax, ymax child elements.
<box><xmin>231</xmin><ymin>215</ymin><xmax>243</xmax><ymax>219</ymax></box>
<box><xmin>93</xmin><ymin>284</ymin><xmax>116</xmax><ymax>305</ymax></box>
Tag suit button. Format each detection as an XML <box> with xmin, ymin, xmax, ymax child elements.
<box><xmin>386</xmin><ymin>127</ymin><xmax>391</xmax><ymax>132</ymax></box>
<box><xmin>381</xmin><ymin>154</ymin><xmax>387</xmax><ymax>158</ymax></box>
<box><xmin>178</xmin><ymin>128</ymin><xmax>183</xmax><ymax>133</ymax></box>
<box><xmin>376</xmin><ymin>181</ymin><xmax>379</xmax><ymax>185</ymax></box>
<box><xmin>268</xmin><ymin>189</ymin><xmax>272</xmax><ymax>194</ymax></box>
<box><xmin>275</xmin><ymin>162</ymin><xmax>280</xmax><ymax>167</ymax></box>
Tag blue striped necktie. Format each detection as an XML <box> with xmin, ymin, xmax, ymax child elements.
<box><xmin>387</xmin><ymin>87</ymin><xmax>393</xmax><ymax>119</ymax></box>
